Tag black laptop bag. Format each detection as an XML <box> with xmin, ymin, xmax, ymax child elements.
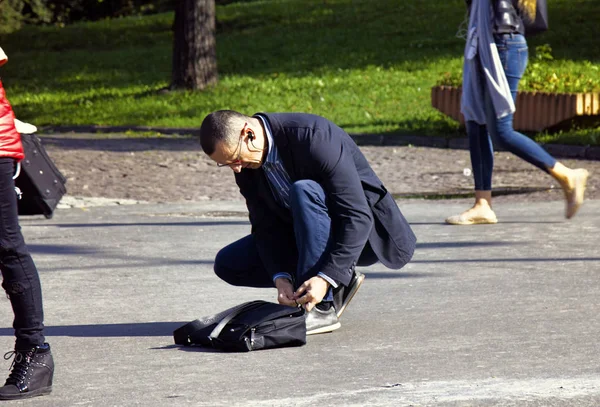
<box><xmin>15</xmin><ymin>133</ymin><xmax>67</xmax><ymax>219</ymax></box>
<box><xmin>174</xmin><ymin>300</ymin><xmax>307</xmax><ymax>352</ymax></box>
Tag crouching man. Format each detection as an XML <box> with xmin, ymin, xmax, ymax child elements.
<box><xmin>199</xmin><ymin>110</ymin><xmax>416</xmax><ymax>334</ymax></box>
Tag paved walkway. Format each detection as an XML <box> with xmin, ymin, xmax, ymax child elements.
<box><xmin>1</xmin><ymin>199</ymin><xmax>598</xmax><ymax>406</ymax></box>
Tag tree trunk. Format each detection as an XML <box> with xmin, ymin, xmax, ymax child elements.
<box><xmin>171</xmin><ymin>0</ymin><xmax>218</xmax><ymax>90</ymax></box>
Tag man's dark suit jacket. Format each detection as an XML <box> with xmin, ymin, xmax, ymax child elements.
<box><xmin>234</xmin><ymin>113</ymin><xmax>416</xmax><ymax>287</ymax></box>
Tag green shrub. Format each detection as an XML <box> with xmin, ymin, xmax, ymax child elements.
<box><xmin>523</xmin><ymin>45</ymin><xmax>600</xmax><ymax>93</ymax></box>
<box><xmin>437</xmin><ymin>44</ymin><xmax>600</xmax><ymax>93</ymax></box>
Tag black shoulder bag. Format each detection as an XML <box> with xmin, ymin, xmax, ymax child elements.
<box><xmin>173</xmin><ymin>300</ymin><xmax>307</xmax><ymax>352</ymax></box>
<box><xmin>15</xmin><ymin>133</ymin><xmax>67</xmax><ymax>219</ymax></box>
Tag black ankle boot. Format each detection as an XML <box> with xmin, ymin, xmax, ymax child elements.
<box><xmin>0</xmin><ymin>343</ymin><xmax>54</xmax><ymax>400</ymax></box>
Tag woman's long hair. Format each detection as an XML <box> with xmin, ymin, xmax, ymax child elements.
<box><xmin>518</xmin><ymin>0</ymin><xmax>536</xmax><ymax>21</ymax></box>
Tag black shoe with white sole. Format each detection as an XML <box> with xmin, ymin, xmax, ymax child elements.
<box><xmin>333</xmin><ymin>271</ymin><xmax>365</xmax><ymax>318</ymax></box>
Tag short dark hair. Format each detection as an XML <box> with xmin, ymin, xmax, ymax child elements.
<box><xmin>199</xmin><ymin>110</ymin><xmax>248</xmax><ymax>156</ymax></box>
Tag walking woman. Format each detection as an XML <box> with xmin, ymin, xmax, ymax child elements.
<box><xmin>446</xmin><ymin>0</ymin><xmax>589</xmax><ymax>225</ymax></box>
<box><xmin>0</xmin><ymin>47</ymin><xmax>54</xmax><ymax>400</ymax></box>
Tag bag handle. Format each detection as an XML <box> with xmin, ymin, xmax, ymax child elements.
<box><xmin>208</xmin><ymin>301</ymin><xmax>266</xmax><ymax>340</ymax></box>
<box><xmin>173</xmin><ymin>300</ymin><xmax>264</xmax><ymax>346</ymax></box>
<box><xmin>12</xmin><ymin>162</ymin><xmax>20</xmax><ymax>180</ymax></box>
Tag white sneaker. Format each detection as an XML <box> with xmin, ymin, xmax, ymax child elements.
<box><xmin>305</xmin><ymin>306</ymin><xmax>341</xmax><ymax>335</ymax></box>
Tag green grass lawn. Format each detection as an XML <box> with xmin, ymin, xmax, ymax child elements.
<box><xmin>0</xmin><ymin>0</ymin><xmax>598</xmax><ymax>144</ymax></box>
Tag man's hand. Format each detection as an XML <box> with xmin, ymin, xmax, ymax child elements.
<box><xmin>294</xmin><ymin>276</ymin><xmax>330</xmax><ymax>312</ymax></box>
<box><xmin>275</xmin><ymin>278</ymin><xmax>296</xmax><ymax>307</ymax></box>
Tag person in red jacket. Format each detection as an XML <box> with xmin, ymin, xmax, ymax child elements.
<box><xmin>0</xmin><ymin>48</ymin><xmax>54</xmax><ymax>400</ymax></box>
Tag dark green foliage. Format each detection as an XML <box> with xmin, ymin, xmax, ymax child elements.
<box><xmin>0</xmin><ymin>0</ymin><xmax>50</xmax><ymax>34</ymax></box>
<box><xmin>0</xmin><ymin>0</ymin><xmax>598</xmax><ymax>144</ymax></box>
<box><xmin>45</xmin><ymin>0</ymin><xmax>173</xmax><ymax>25</ymax></box>
<box><xmin>0</xmin><ymin>0</ymin><xmax>172</xmax><ymax>33</ymax></box>
<box><xmin>0</xmin><ymin>1</ymin><xmax>23</xmax><ymax>34</ymax></box>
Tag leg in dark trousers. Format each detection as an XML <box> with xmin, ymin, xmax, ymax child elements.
<box><xmin>289</xmin><ymin>180</ymin><xmax>334</xmax><ymax>296</ymax></box>
<box><xmin>213</xmin><ymin>234</ymin><xmax>277</xmax><ymax>288</ymax></box>
<box><xmin>0</xmin><ymin>157</ymin><xmax>53</xmax><ymax>400</ymax></box>
<box><xmin>0</xmin><ymin>158</ymin><xmax>44</xmax><ymax>349</ymax></box>
<box><xmin>290</xmin><ymin>179</ymin><xmax>377</xmax><ymax>284</ymax></box>
<box><xmin>290</xmin><ymin>180</ymin><xmax>375</xmax><ymax>332</ymax></box>
<box><xmin>213</xmin><ymin>180</ymin><xmax>375</xmax><ymax>334</ymax></box>
<box><xmin>214</xmin><ymin>181</ymin><xmax>377</xmax><ymax>290</ymax></box>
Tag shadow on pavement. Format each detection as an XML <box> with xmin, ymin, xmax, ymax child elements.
<box><xmin>40</xmin><ymin>136</ymin><xmax>199</xmax><ymax>153</ymax></box>
<box><xmin>154</xmin><ymin>345</ymin><xmax>227</xmax><ymax>354</ymax></box>
<box><xmin>409</xmin><ymin>221</ymin><xmax>564</xmax><ymax>225</ymax></box>
<box><xmin>39</xmin><ymin>259</ymin><xmax>215</xmax><ymax>272</ymax></box>
<box><xmin>412</xmin><ymin>257</ymin><xmax>600</xmax><ymax>264</ymax></box>
<box><xmin>364</xmin><ymin>271</ymin><xmax>444</xmax><ymax>279</ymax></box>
<box><xmin>0</xmin><ymin>322</ymin><xmax>186</xmax><ymax>337</ymax></box>
<box><xmin>416</xmin><ymin>241</ymin><xmax>520</xmax><ymax>249</ymax></box>
<box><xmin>29</xmin><ymin>244</ymin><xmax>104</xmax><ymax>255</ymax></box>
<box><xmin>27</xmin><ymin>221</ymin><xmax>251</xmax><ymax>228</ymax></box>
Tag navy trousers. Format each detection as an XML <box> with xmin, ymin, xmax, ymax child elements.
<box><xmin>214</xmin><ymin>180</ymin><xmax>377</xmax><ymax>291</ymax></box>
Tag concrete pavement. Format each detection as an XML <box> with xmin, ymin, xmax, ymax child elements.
<box><xmin>1</xmin><ymin>198</ymin><xmax>599</xmax><ymax>406</ymax></box>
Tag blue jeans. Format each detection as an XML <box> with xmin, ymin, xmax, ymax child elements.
<box><xmin>214</xmin><ymin>180</ymin><xmax>377</xmax><ymax>294</ymax></box>
<box><xmin>0</xmin><ymin>158</ymin><xmax>45</xmax><ymax>349</ymax></box>
<box><xmin>467</xmin><ymin>33</ymin><xmax>557</xmax><ymax>191</ymax></box>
